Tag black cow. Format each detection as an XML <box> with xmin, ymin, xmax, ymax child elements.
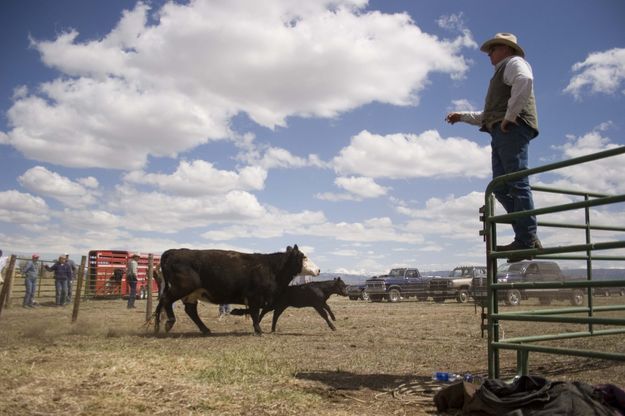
<box><xmin>154</xmin><ymin>245</ymin><xmax>320</xmax><ymax>335</ymax></box>
<box><xmin>231</xmin><ymin>277</ymin><xmax>348</xmax><ymax>332</ymax></box>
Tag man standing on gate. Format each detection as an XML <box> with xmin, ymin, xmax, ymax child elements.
<box><xmin>126</xmin><ymin>254</ymin><xmax>139</xmax><ymax>309</ymax></box>
<box><xmin>446</xmin><ymin>33</ymin><xmax>541</xmax><ymax>261</ymax></box>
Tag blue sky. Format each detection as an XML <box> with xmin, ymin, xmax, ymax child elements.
<box><xmin>1</xmin><ymin>0</ymin><xmax>625</xmax><ymax>275</ymax></box>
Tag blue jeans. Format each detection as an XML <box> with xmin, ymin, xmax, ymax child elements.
<box><xmin>127</xmin><ymin>281</ymin><xmax>137</xmax><ymax>308</ymax></box>
<box><xmin>55</xmin><ymin>279</ymin><xmax>68</xmax><ymax>305</ymax></box>
<box><xmin>24</xmin><ymin>277</ymin><xmax>37</xmax><ymax>306</ymax></box>
<box><xmin>490</xmin><ymin>121</ymin><xmax>538</xmax><ymax>246</ymax></box>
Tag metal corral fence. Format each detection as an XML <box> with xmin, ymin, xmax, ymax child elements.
<box><xmin>0</xmin><ymin>252</ymin><xmax>161</xmax><ymax>323</ymax></box>
<box><xmin>0</xmin><ymin>255</ymin><xmax>70</xmax><ymax>307</ymax></box>
<box><xmin>481</xmin><ymin>146</ymin><xmax>625</xmax><ymax>378</ymax></box>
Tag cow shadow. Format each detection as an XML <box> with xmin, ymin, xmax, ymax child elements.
<box><xmin>295</xmin><ymin>370</ymin><xmax>426</xmax><ymax>392</ymax></box>
<box><xmin>294</xmin><ymin>359</ymin><xmax>622</xmax><ymax>396</ymax></box>
<box><xmin>139</xmin><ymin>331</ymin><xmax>254</xmax><ymax>339</ymax></box>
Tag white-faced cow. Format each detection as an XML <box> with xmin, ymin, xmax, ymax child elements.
<box><xmin>154</xmin><ymin>245</ymin><xmax>320</xmax><ymax>335</ymax></box>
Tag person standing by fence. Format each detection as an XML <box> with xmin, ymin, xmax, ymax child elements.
<box><xmin>64</xmin><ymin>253</ymin><xmax>77</xmax><ymax>302</ymax></box>
<box><xmin>45</xmin><ymin>255</ymin><xmax>73</xmax><ymax>306</ymax></box>
<box><xmin>22</xmin><ymin>254</ymin><xmax>41</xmax><ymax>308</ymax></box>
<box><xmin>126</xmin><ymin>254</ymin><xmax>139</xmax><ymax>309</ymax></box>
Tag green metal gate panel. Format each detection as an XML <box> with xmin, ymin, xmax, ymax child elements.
<box><xmin>481</xmin><ymin>146</ymin><xmax>625</xmax><ymax>378</ymax></box>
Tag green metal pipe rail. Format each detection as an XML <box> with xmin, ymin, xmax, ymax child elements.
<box><xmin>481</xmin><ymin>146</ymin><xmax>625</xmax><ymax>378</ymax></box>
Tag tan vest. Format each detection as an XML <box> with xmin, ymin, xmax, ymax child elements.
<box><xmin>480</xmin><ymin>59</ymin><xmax>539</xmax><ymax>137</ymax></box>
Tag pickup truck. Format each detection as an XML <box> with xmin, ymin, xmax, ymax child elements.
<box><xmin>428</xmin><ymin>266</ymin><xmax>486</xmax><ymax>303</ymax></box>
<box><xmin>365</xmin><ymin>268</ymin><xmax>431</xmax><ymax>302</ymax></box>
<box><xmin>472</xmin><ymin>260</ymin><xmax>585</xmax><ymax>307</ymax></box>
<box><xmin>346</xmin><ymin>283</ymin><xmax>369</xmax><ymax>301</ymax></box>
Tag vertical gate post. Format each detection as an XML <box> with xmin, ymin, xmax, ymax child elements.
<box><xmin>71</xmin><ymin>255</ymin><xmax>87</xmax><ymax>323</ymax></box>
<box><xmin>0</xmin><ymin>255</ymin><xmax>17</xmax><ymax>316</ymax></box>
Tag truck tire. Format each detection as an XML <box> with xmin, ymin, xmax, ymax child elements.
<box><xmin>456</xmin><ymin>289</ymin><xmax>470</xmax><ymax>303</ymax></box>
<box><xmin>570</xmin><ymin>290</ymin><xmax>584</xmax><ymax>306</ymax></box>
<box><xmin>361</xmin><ymin>291</ymin><xmax>369</xmax><ymax>301</ymax></box>
<box><xmin>504</xmin><ymin>290</ymin><xmax>521</xmax><ymax>306</ymax></box>
<box><xmin>388</xmin><ymin>288</ymin><xmax>401</xmax><ymax>303</ymax></box>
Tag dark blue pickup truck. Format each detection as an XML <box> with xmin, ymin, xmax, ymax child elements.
<box><xmin>365</xmin><ymin>268</ymin><xmax>431</xmax><ymax>302</ymax></box>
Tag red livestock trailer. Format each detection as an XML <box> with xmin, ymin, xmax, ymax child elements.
<box><xmin>87</xmin><ymin>250</ymin><xmax>160</xmax><ymax>299</ymax></box>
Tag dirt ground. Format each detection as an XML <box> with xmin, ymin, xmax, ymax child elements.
<box><xmin>0</xmin><ymin>295</ymin><xmax>624</xmax><ymax>415</ymax></box>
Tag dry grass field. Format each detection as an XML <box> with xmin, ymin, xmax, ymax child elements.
<box><xmin>1</xmin><ymin>295</ymin><xmax>624</xmax><ymax>415</ymax></box>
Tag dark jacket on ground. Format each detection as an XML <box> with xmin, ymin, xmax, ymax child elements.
<box><xmin>435</xmin><ymin>375</ymin><xmax>619</xmax><ymax>415</ymax></box>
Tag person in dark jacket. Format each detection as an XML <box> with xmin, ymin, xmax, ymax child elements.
<box><xmin>45</xmin><ymin>255</ymin><xmax>73</xmax><ymax>306</ymax></box>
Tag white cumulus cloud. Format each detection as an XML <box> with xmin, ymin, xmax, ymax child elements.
<box><xmin>123</xmin><ymin>160</ymin><xmax>267</xmax><ymax>196</ymax></box>
<box><xmin>0</xmin><ymin>190</ymin><xmax>50</xmax><ymax>224</ymax></box>
<box><xmin>332</xmin><ymin>130</ymin><xmax>491</xmax><ymax>179</ymax></box>
<box><xmin>2</xmin><ymin>0</ymin><xmax>473</xmax><ymax>170</ymax></box>
<box><xmin>18</xmin><ymin>166</ymin><xmax>99</xmax><ymax>208</ymax></box>
<box><xmin>564</xmin><ymin>48</ymin><xmax>625</xmax><ymax>99</ymax></box>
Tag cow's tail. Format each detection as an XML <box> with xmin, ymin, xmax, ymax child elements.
<box><xmin>159</xmin><ymin>250</ymin><xmax>174</xmax><ymax>292</ymax></box>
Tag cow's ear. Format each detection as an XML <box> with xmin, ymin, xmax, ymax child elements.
<box><xmin>286</xmin><ymin>245</ymin><xmax>293</xmax><ymax>252</ymax></box>
<box><xmin>292</xmin><ymin>244</ymin><xmax>299</xmax><ymax>252</ymax></box>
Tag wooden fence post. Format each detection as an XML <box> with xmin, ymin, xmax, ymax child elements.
<box><xmin>0</xmin><ymin>255</ymin><xmax>17</xmax><ymax>317</ymax></box>
<box><xmin>146</xmin><ymin>253</ymin><xmax>154</xmax><ymax>322</ymax></box>
<box><xmin>71</xmin><ymin>255</ymin><xmax>87</xmax><ymax>323</ymax></box>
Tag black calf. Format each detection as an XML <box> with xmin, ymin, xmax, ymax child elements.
<box><xmin>231</xmin><ymin>277</ymin><xmax>348</xmax><ymax>332</ymax></box>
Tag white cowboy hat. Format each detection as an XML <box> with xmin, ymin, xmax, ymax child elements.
<box><xmin>480</xmin><ymin>33</ymin><xmax>525</xmax><ymax>58</ymax></box>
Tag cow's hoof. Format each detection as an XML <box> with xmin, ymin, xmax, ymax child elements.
<box><xmin>200</xmin><ymin>328</ymin><xmax>211</xmax><ymax>336</ymax></box>
<box><xmin>165</xmin><ymin>320</ymin><xmax>175</xmax><ymax>332</ymax></box>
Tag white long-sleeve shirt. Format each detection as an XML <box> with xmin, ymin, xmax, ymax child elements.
<box><xmin>460</xmin><ymin>56</ymin><xmax>534</xmax><ymax>127</ymax></box>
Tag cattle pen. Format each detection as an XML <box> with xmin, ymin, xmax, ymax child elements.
<box><xmin>481</xmin><ymin>145</ymin><xmax>625</xmax><ymax>379</ymax></box>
